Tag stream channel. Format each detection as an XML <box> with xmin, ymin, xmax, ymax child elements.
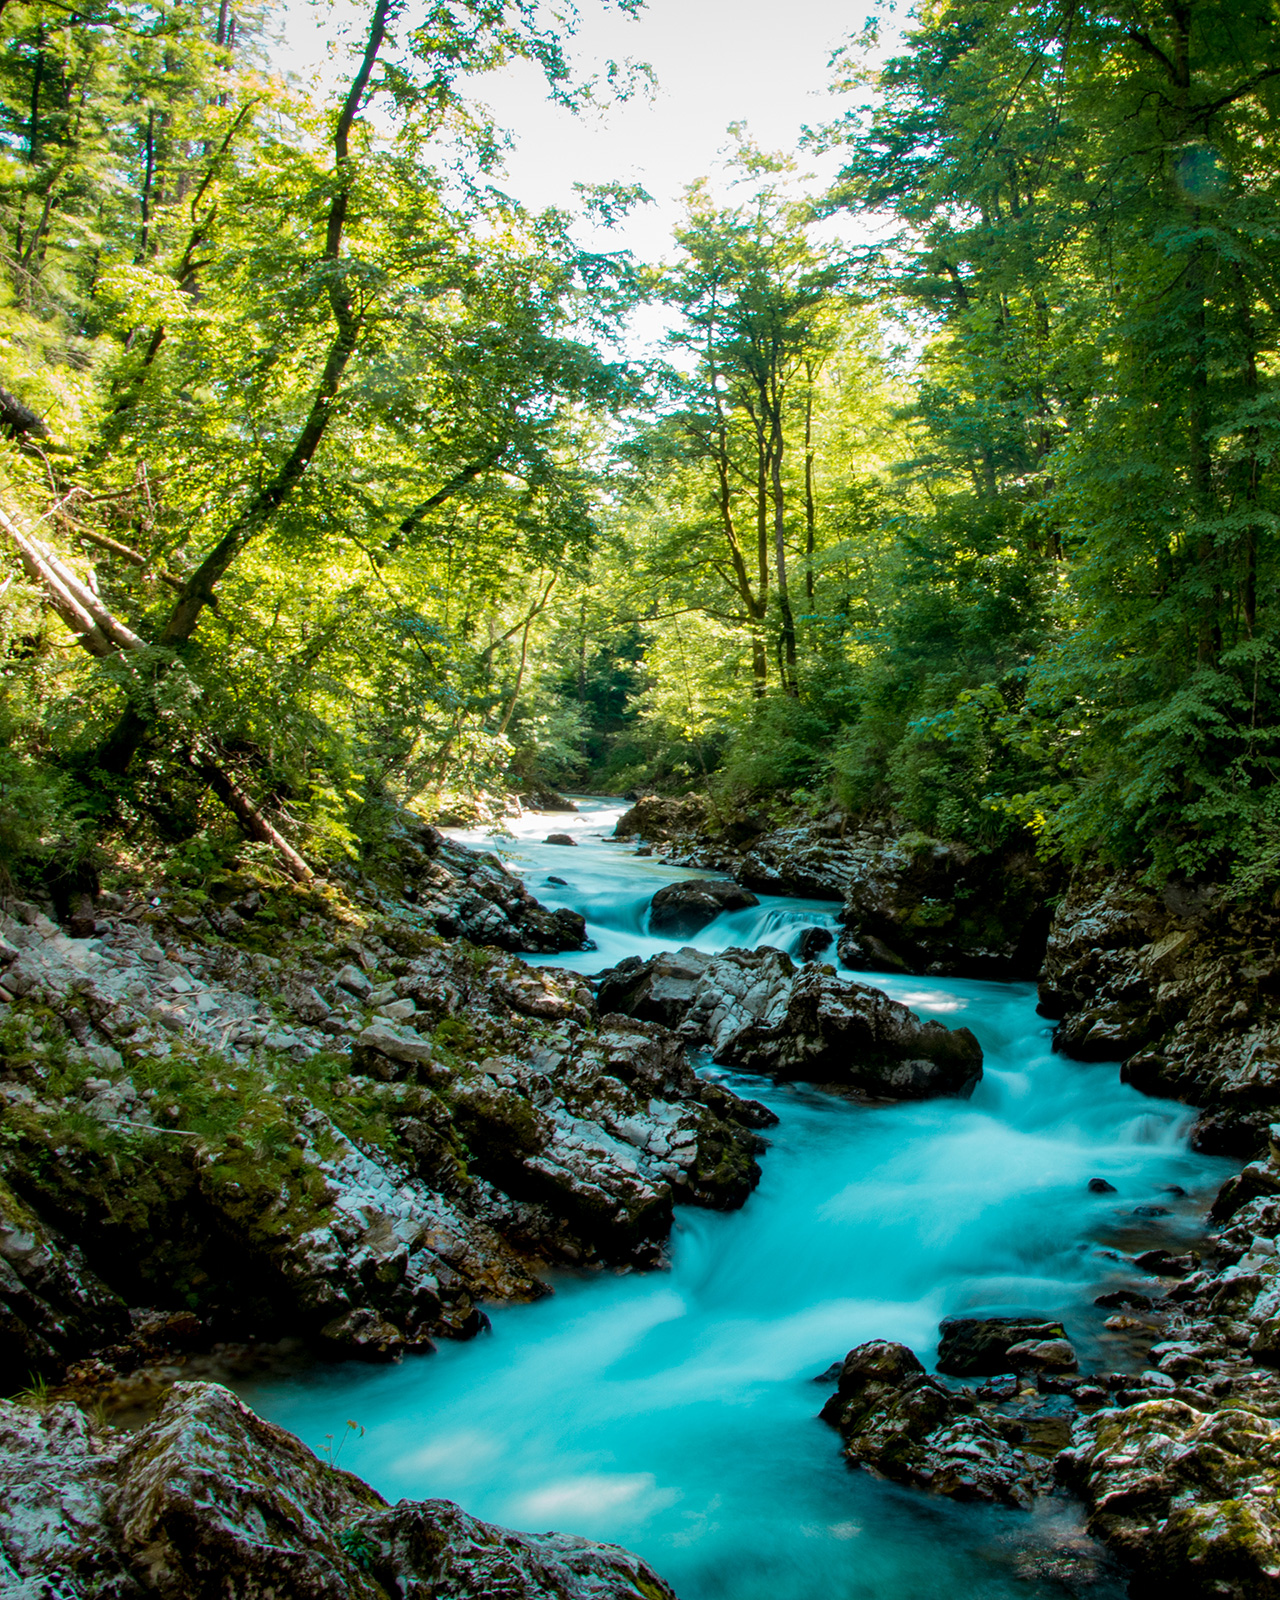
<box><xmin>240</xmin><ymin>797</ymin><xmax>1235</xmax><ymax>1599</ymax></box>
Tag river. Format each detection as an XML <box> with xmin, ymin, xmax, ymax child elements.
<box><xmin>240</xmin><ymin>797</ymin><xmax>1233</xmax><ymax>1599</ymax></box>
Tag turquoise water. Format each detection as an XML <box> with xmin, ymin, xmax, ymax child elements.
<box><xmin>240</xmin><ymin>799</ymin><xmax>1231</xmax><ymax>1598</ymax></box>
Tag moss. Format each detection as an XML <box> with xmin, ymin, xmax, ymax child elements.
<box><xmin>431</xmin><ymin>1015</ymin><xmax>477</xmax><ymax>1057</ymax></box>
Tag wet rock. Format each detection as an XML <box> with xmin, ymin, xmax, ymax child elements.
<box><xmin>647</xmin><ymin>879</ymin><xmax>759</xmax><ymax>939</ymax></box>
<box><xmin>713</xmin><ymin>963</ymin><xmax>984</xmax><ymax>1100</ymax></box>
<box><xmin>1088</xmin><ymin>1177</ymin><xmax>1117</xmax><ymax>1193</ymax></box>
<box><xmin>1134</xmin><ymin>1249</ymin><xmax>1199</xmax><ymax>1278</ymax></box>
<box><xmin>598</xmin><ymin>946</ymin><xmax>982</xmax><ymax>1101</ymax></box>
<box><xmin>797</xmin><ymin>927</ymin><xmax>833</xmax><ymax>961</ymax></box>
<box><xmin>1057</xmin><ymin>1397</ymin><xmax>1280</xmax><ymax>1597</ymax></box>
<box><xmin>1212</xmin><ymin>1161</ymin><xmax>1280</xmax><ymax>1224</ymax></box>
<box><xmin>360</xmin><ymin>945</ymin><xmax>775</xmax><ymax>1261</ymax></box>
<box><xmin>819</xmin><ymin>1340</ymin><xmax>1041</xmax><ymax>1508</ymax></box>
<box><xmin>595</xmin><ymin>947</ymin><xmax>712</xmax><ymax>1029</ymax></box>
<box><xmin>937</xmin><ymin>1316</ymin><xmax>1069</xmax><ymax>1377</ymax></box>
<box><xmin>1039</xmin><ymin>871</ymin><xmax>1280</xmax><ymax>1158</ymax></box>
<box><xmin>544</xmin><ymin>834</ymin><xmax>577</xmax><ymax>846</ymax></box>
<box><xmin>1095</xmin><ymin>1290</ymin><xmax>1154</xmax><ymax>1311</ymax></box>
<box><xmin>0</xmin><ymin>1395</ymin><xmax>137</xmax><ymax>1596</ymax></box>
<box><xmin>612</xmin><ymin>793</ymin><xmax>708</xmax><ymax>842</ymax></box>
<box><xmin>347</xmin><ymin>1498</ymin><xmax>678</xmax><ymax>1600</ymax></box>
<box><xmin>0</xmin><ymin>1380</ymin><xmax>677</xmax><ymax>1600</ymax></box>
<box><xmin>1004</xmin><ymin>1338</ymin><xmax>1078</xmax><ymax>1373</ymax></box>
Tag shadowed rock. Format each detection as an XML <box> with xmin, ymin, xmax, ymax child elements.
<box><xmin>937</xmin><ymin>1316</ymin><xmax>1069</xmax><ymax>1377</ymax></box>
<box><xmin>648</xmin><ymin>879</ymin><xmax>758</xmax><ymax>939</ymax></box>
<box><xmin>819</xmin><ymin>1339</ymin><xmax>1042</xmax><ymax>1508</ymax></box>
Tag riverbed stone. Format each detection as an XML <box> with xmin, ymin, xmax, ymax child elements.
<box><xmin>595</xmin><ymin>946</ymin><xmax>982</xmax><ymax>1101</ymax></box>
<box><xmin>716</xmin><ymin>963</ymin><xmax>983</xmax><ymax>1098</ymax></box>
<box><xmin>647</xmin><ymin>878</ymin><xmax>759</xmax><ymax>939</ymax></box>
<box><xmin>595</xmin><ymin>947</ymin><xmax>712</xmax><ymax>1029</ymax></box>
<box><xmin>937</xmin><ymin>1316</ymin><xmax>1069</xmax><ymax>1377</ymax></box>
<box><xmin>819</xmin><ymin>1339</ymin><xmax>1042</xmax><ymax>1507</ymax></box>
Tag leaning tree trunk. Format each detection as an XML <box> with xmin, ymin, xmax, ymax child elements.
<box><xmin>0</xmin><ymin>509</ymin><xmax>314</xmax><ymax>883</ymax></box>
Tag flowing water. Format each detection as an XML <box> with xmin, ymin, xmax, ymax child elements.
<box><xmin>240</xmin><ymin>797</ymin><xmax>1234</xmax><ymax>1598</ymax></box>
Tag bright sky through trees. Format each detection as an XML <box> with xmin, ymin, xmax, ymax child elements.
<box><xmin>279</xmin><ymin>0</ymin><xmax>902</xmax><ymax>284</ymax></box>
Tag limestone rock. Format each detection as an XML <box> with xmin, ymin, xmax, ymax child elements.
<box><xmin>936</xmin><ymin>1316</ymin><xmax>1069</xmax><ymax>1377</ymax></box>
<box><xmin>819</xmin><ymin>1339</ymin><xmax>1041</xmax><ymax>1508</ymax></box>
<box><xmin>596</xmin><ymin>946</ymin><xmax>983</xmax><ymax>1102</ymax></box>
<box><xmin>0</xmin><ymin>1381</ymin><xmax>678</xmax><ymax>1600</ymax></box>
<box><xmin>647</xmin><ymin>878</ymin><xmax>759</xmax><ymax>939</ymax></box>
<box><xmin>717</xmin><ymin>964</ymin><xmax>983</xmax><ymax>1099</ymax></box>
<box><xmin>595</xmin><ymin>947</ymin><xmax>712</xmax><ymax>1030</ymax></box>
<box><xmin>1057</xmin><ymin>1398</ymin><xmax>1280</xmax><ymax>1597</ymax></box>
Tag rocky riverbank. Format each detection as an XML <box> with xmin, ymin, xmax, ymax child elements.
<box><xmin>0</xmin><ymin>819</ymin><xmax>784</xmax><ymax>1392</ymax></box>
<box><xmin>10</xmin><ymin>790</ymin><xmax>1280</xmax><ymax>1599</ymax></box>
<box><xmin>612</xmin><ymin>795</ymin><xmax>1056</xmax><ymax>979</ymax></box>
<box><xmin>1039</xmin><ymin>871</ymin><xmax>1280</xmax><ymax>1159</ymax></box>
<box><xmin>615</xmin><ymin>796</ymin><xmax>1280</xmax><ymax>1160</ymax></box>
<box><xmin>0</xmin><ymin>1377</ymin><xmax>677</xmax><ymax>1598</ymax></box>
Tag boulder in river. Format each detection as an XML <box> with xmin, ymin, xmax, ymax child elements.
<box><xmin>936</xmin><ymin>1316</ymin><xmax>1070</xmax><ymax>1377</ymax></box>
<box><xmin>595</xmin><ymin>947</ymin><xmax>711</xmax><ymax>1029</ymax></box>
<box><xmin>819</xmin><ymin>1339</ymin><xmax>1042</xmax><ymax>1508</ymax></box>
<box><xmin>797</xmin><ymin>926</ymin><xmax>833</xmax><ymax>961</ymax></box>
<box><xmin>0</xmin><ymin>1379</ymin><xmax>679</xmax><ymax>1599</ymax></box>
<box><xmin>648</xmin><ymin>878</ymin><xmax>759</xmax><ymax>939</ymax></box>
<box><xmin>719</xmin><ymin>963</ymin><xmax>983</xmax><ymax>1098</ymax></box>
<box><xmin>612</xmin><ymin>793</ymin><xmax>709</xmax><ymax>842</ymax></box>
<box><xmin>596</xmin><ymin>946</ymin><xmax>983</xmax><ymax>1101</ymax></box>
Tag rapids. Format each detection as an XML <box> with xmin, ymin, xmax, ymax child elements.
<box><xmin>240</xmin><ymin>797</ymin><xmax>1233</xmax><ymax>1598</ymax></box>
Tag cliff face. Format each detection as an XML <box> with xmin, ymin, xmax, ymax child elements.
<box><xmin>1038</xmin><ymin>872</ymin><xmax>1280</xmax><ymax>1157</ymax></box>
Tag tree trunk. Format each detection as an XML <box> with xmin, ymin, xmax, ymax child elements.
<box><xmin>97</xmin><ymin>0</ymin><xmax>393</xmax><ymax>774</ymax></box>
<box><xmin>770</xmin><ymin>396</ymin><xmax>798</xmax><ymax>694</ymax></box>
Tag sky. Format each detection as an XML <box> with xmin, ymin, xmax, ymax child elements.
<box><xmin>277</xmin><ymin>0</ymin><xmax>907</xmax><ymax>272</ymax></box>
